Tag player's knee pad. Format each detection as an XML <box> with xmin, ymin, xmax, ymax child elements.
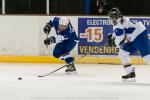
<box><xmin>143</xmin><ymin>54</ymin><xmax>150</xmax><ymax>65</ymax></box>
<box><xmin>118</xmin><ymin>49</ymin><xmax>131</xmax><ymax>65</ymax></box>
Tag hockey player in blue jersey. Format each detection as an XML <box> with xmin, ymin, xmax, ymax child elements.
<box><xmin>108</xmin><ymin>8</ymin><xmax>150</xmax><ymax>81</ymax></box>
<box><xmin>43</xmin><ymin>17</ymin><xmax>78</xmax><ymax>74</ymax></box>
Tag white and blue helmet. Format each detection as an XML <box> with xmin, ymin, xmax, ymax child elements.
<box><xmin>59</xmin><ymin>17</ymin><xmax>69</xmax><ymax>26</ymax></box>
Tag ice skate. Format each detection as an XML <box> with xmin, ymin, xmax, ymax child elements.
<box><xmin>65</xmin><ymin>63</ymin><xmax>77</xmax><ymax>74</ymax></box>
<box><xmin>122</xmin><ymin>71</ymin><xmax>136</xmax><ymax>82</ymax></box>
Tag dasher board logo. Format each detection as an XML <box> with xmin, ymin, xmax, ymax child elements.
<box><xmin>78</xmin><ymin>18</ymin><xmax>118</xmax><ymax>55</ymax></box>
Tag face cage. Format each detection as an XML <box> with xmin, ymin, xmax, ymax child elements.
<box><xmin>108</xmin><ymin>16</ymin><xmax>117</xmax><ymax>25</ymax></box>
<box><xmin>58</xmin><ymin>24</ymin><xmax>68</xmax><ymax>31</ymax></box>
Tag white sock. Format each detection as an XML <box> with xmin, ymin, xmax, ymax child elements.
<box><xmin>124</xmin><ymin>64</ymin><xmax>134</xmax><ymax>74</ymax></box>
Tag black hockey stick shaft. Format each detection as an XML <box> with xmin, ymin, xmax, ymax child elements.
<box><xmin>38</xmin><ymin>64</ymin><xmax>68</xmax><ymax>77</ymax></box>
<box><xmin>46</xmin><ymin>33</ymin><xmax>49</xmax><ymax>50</ymax></box>
<box><xmin>38</xmin><ymin>53</ymin><xmax>90</xmax><ymax>77</ymax></box>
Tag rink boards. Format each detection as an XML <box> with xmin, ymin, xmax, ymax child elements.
<box><xmin>0</xmin><ymin>56</ymin><xmax>145</xmax><ymax>64</ymax></box>
<box><xmin>0</xmin><ymin>15</ymin><xmax>149</xmax><ymax>64</ymax></box>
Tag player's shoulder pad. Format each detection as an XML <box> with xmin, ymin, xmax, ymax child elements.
<box><xmin>53</xmin><ymin>17</ymin><xmax>59</xmax><ymax>20</ymax></box>
<box><xmin>122</xmin><ymin>17</ymin><xmax>130</xmax><ymax>23</ymax></box>
<box><xmin>124</xmin><ymin>17</ymin><xmax>130</xmax><ymax>21</ymax></box>
<box><xmin>53</xmin><ymin>17</ymin><xmax>60</xmax><ymax>22</ymax></box>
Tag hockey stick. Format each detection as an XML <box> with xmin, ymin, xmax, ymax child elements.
<box><xmin>45</xmin><ymin>33</ymin><xmax>49</xmax><ymax>56</ymax></box>
<box><xmin>38</xmin><ymin>53</ymin><xmax>90</xmax><ymax>77</ymax></box>
<box><xmin>38</xmin><ymin>64</ymin><xmax>68</xmax><ymax>77</ymax></box>
<box><xmin>76</xmin><ymin>52</ymin><xmax>90</xmax><ymax>60</ymax></box>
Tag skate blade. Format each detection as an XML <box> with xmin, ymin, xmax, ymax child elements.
<box><xmin>122</xmin><ymin>78</ymin><xmax>136</xmax><ymax>82</ymax></box>
<box><xmin>65</xmin><ymin>71</ymin><xmax>77</xmax><ymax>75</ymax></box>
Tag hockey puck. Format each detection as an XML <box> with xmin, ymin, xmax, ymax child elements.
<box><xmin>18</xmin><ymin>77</ymin><xmax>22</xmax><ymax>80</ymax></box>
<box><xmin>38</xmin><ymin>75</ymin><xmax>43</xmax><ymax>77</ymax></box>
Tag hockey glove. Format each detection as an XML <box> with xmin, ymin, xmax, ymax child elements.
<box><xmin>43</xmin><ymin>21</ymin><xmax>53</xmax><ymax>34</ymax></box>
<box><xmin>107</xmin><ymin>34</ymin><xmax>116</xmax><ymax>46</ymax></box>
<box><xmin>119</xmin><ymin>35</ymin><xmax>130</xmax><ymax>48</ymax></box>
<box><xmin>44</xmin><ymin>36</ymin><xmax>56</xmax><ymax>45</ymax></box>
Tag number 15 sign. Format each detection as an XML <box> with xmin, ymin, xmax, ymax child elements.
<box><xmin>78</xmin><ymin>18</ymin><xmax>114</xmax><ymax>55</ymax></box>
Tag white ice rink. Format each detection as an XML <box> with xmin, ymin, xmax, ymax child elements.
<box><xmin>0</xmin><ymin>63</ymin><xmax>150</xmax><ymax>100</ymax></box>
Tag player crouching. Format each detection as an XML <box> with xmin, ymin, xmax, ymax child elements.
<box><xmin>43</xmin><ymin>17</ymin><xmax>79</xmax><ymax>74</ymax></box>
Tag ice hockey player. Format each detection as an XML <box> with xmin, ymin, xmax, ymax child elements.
<box><xmin>43</xmin><ymin>17</ymin><xmax>78</xmax><ymax>74</ymax></box>
<box><xmin>108</xmin><ymin>7</ymin><xmax>150</xmax><ymax>82</ymax></box>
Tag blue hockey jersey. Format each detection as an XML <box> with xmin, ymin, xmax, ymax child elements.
<box><xmin>47</xmin><ymin>17</ymin><xmax>78</xmax><ymax>41</ymax></box>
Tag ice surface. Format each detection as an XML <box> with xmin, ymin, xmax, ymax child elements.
<box><xmin>0</xmin><ymin>63</ymin><xmax>150</xmax><ymax>100</ymax></box>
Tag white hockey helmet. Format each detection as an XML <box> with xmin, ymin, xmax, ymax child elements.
<box><xmin>59</xmin><ymin>17</ymin><xmax>69</xmax><ymax>26</ymax></box>
<box><xmin>58</xmin><ymin>17</ymin><xmax>69</xmax><ymax>31</ymax></box>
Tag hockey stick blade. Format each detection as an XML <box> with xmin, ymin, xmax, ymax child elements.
<box><xmin>38</xmin><ymin>64</ymin><xmax>68</xmax><ymax>77</ymax></box>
